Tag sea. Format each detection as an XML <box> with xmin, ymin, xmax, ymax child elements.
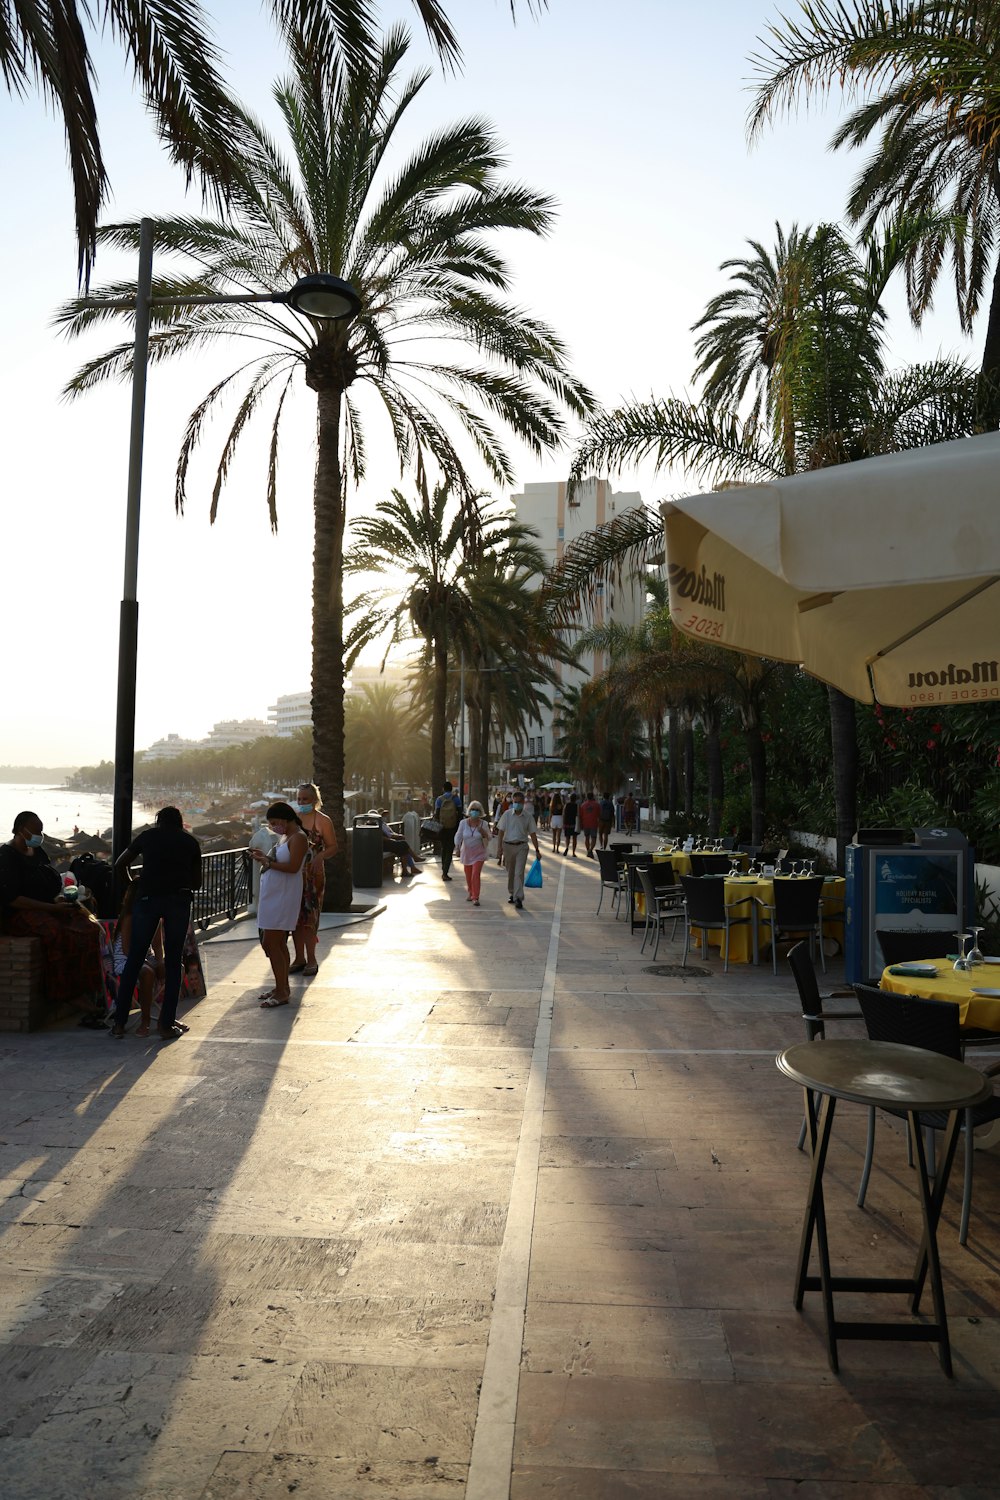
<box><xmin>0</xmin><ymin>783</ymin><xmax>149</xmax><ymax>842</ymax></box>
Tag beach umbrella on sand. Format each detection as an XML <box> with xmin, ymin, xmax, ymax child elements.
<box><xmin>662</xmin><ymin>431</ymin><xmax>1000</xmax><ymax>708</ymax></box>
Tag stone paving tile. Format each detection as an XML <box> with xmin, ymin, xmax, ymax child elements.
<box><xmin>200</xmin><ymin>1452</ymin><xmax>468</xmax><ymax>1498</ymax></box>
<box><xmin>513</xmin><ymin>1372</ymin><xmax>716</xmax><ymax>1474</ymax></box>
<box><xmin>511</xmin><ymin>1471</ymin><xmax>771</xmax><ymax>1498</ymax></box>
<box><xmin>271</xmin><ymin>1360</ymin><xmax>479</xmax><ymax>1460</ymax></box>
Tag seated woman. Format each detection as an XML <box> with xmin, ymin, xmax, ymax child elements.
<box><xmin>0</xmin><ymin>811</ymin><xmax>105</xmax><ymax>1025</ymax></box>
<box><xmin>371</xmin><ymin>810</ymin><xmax>421</xmax><ymax>876</ymax></box>
<box><xmin>111</xmin><ymin>884</ymin><xmax>165</xmax><ymax>1036</ymax></box>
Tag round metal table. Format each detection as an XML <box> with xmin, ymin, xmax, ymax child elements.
<box><xmin>776</xmin><ymin>1039</ymin><xmax>992</xmax><ymax>1375</ymax></box>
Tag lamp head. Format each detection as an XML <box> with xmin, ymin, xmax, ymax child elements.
<box><xmin>284</xmin><ymin>274</ymin><xmax>361</xmax><ymax>320</ymax></box>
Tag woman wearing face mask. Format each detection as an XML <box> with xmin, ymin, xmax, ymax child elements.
<box><xmin>249</xmin><ymin>802</ymin><xmax>308</xmax><ymax>1008</ymax></box>
<box><xmin>0</xmin><ymin>811</ymin><xmax>105</xmax><ymax>1023</ymax></box>
<box><xmin>290</xmin><ymin>782</ymin><xmax>338</xmax><ymax>978</ymax></box>
<box><xmin>453</xmin><ymin>800</ymin><xmax>491</xmax><ymax>907</ymax></box>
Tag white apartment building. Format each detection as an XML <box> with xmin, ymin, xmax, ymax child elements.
<box><xmin>268</xmin><ymin>692</ymin><xmax>312</xmax><ymax>737</ymax></box>
<box><xmin>506</xmin><ymin>477</ymin><xmax>648</xmax><ymax>769</ymax></box>
<box><xmin>202</xmin><ymin>718</ymin><xmax>275</xmax><ymax>749</ymax></box>
<box><xmin>139</xmin><ymin>733</ymin><xmax>201</xmax><ymax>762</ymax></box>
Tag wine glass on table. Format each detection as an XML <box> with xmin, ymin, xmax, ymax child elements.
<box><xmin>967</xmin><ymin>926</ymin><xmax>985</xmax><ymax>966</ymax></box>
<box><xmin>953</xmin><ymin>933</ymin><xmax>970</xmax><ymax>972</ymax></box>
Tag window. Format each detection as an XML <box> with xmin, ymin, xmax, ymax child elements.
<box><xmin>505</xmin><ymin>741</ymin><xmax>512</xmax><ymax>760</ymax></box>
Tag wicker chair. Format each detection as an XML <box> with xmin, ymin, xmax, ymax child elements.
<box><xmin>594</xmin><ymin>846</ymin><xmax>627</xmax><ymax>918</ymax></box>
<box><xmin>636</xmin><ymin>864</ymin><xmax>683</xmax><ymax>959</ymax></box>
<box><xmin>679</xmin><ymin>874</ymin><xmax>755</xmax><ymax>974</ymax></box>
<box><xmin>757</xmin><ymin>875</ymin><xmax>826</xmax><ymax>975</ymax></box>
<box><xmin>853</xmin><ymin>983</ymin><xmax>1000</xmax><ymax>1245</ymax></box>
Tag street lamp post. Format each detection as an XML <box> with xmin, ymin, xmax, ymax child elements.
<box><xmin>106</xmin><ymin>217</ymin><xmax>360</xmax><ymax>876</ymax></box>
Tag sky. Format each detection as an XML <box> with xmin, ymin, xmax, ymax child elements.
<box><xmin>0</xmin><ymin>0</ymin><xmax>981</xmax><ymax>766</ymax></box>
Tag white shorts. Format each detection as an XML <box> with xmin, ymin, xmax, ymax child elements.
<box><xmin>550</xmin><ymin>816</ymin><xmax>563</xmax><ymax>829</ymax></box>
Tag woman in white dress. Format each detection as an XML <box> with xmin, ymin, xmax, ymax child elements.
<box><xmin>249</xmin><ymin>801</ymin><xmax>308</xmax><ymax>1008</ymax></box>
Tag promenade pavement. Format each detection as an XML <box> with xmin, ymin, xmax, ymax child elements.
<box><xmin>2</xmin><ymin>838</ymin><xmax>1000</xmax><ymax>1498</ymax></box>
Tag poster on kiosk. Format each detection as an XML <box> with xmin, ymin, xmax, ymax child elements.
<box><xmin>844</xmin><ymin>829</ymin><xmax>973</xmax><ymax>983</ymax></box>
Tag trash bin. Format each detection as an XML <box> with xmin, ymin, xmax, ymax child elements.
<box><xmin>352</xmin><ymin>823</ymin><xmax>384</xmax><ymax>888</ymax></box>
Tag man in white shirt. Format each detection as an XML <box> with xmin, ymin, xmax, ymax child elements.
<box><xmin>496</xmin><ymin>792</ymin><xmax>542</xmax><ymax>910</ymax></box>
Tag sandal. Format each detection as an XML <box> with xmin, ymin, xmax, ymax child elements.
<box><xmin>288</xmin><ymin>962</ymin><xmax>307</xmax><ymax>975</ymax></box>
<box><xmin>156</xmin><ymin>1025</ymin><xmax>185</xmax><ymax>1041</ymax></box>
<box><xmin>260</xmin><ymin>996</ymin><xmax>290</xmax><ymax>1008</ymax></box>
<box><xmin>302</xmin><ymin>965</ymin><xmax>318</xmax><ymax>976</ymax></box>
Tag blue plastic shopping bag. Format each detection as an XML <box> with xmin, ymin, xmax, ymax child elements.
<box><xmin>524</xmin><ymin>855</ymin><xmax>543</xmax><ymax>889</ymax></box>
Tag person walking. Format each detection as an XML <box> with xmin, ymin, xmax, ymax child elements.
<box><xmin>249</xmin><ymin>801</ymin><xmax>308</xmax><ymax>1009</ymax></box>
<box><xmin>496</xmin><ymin>791</ymin><xmax>541</xmax><ymax>910</ymax></box>
<box><xmin>597</xmin><ymin>791</ymin><xmax>616</xmax><ymax>850</ymax></box>
<box><xmin>434</xmin><ymin>781</ymin><xmax>463</xmax><ymax>881</ymax></box>
<box><xmin>578</xmin><ymin>791</ymin><xmax>601</xmax><ymax>858</ymax></box>
<box><xmin>454</xmin><ymin>800</ymin><xmax>490</xmax><ymax>906</ymax></box>
<box><xmin>549</xmin><ymin>791</ymin><xmax>564</xmax><ymax>853</ymax></box>
<box><xmin>112</xmin><ymin>806</ymin><xmax>202</xmax><ymax>1040</ymax></box>
<box><xmin>562</xmin><ymin>793</ymin><xmax>579</xmax><ymax>857</ymax></box>
<box><xmin>623</xmin><ymin>791</ymin><xmax>637</xmax><ymax>835</ymax></box>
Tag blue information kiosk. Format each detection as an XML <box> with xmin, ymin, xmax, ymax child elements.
<box><xmin>844</xmin><ymin>828</ymin><xmax>974</xmax><ymax>984</ymax></box>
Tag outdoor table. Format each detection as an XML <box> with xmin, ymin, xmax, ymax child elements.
<box><xmin>777</xmin><ymin>1039</ymin><xmax>992</xmax><ymax>1376</ymax></box>
<box><xmin>685</xmin><ymin>875</ymin><xmax>846</xmax><ymax>965</ymax></box>
<box><xmin>880</xmin><ymin>960</ymin><xmax>1000</xmax><ymax>1033</ymax></box>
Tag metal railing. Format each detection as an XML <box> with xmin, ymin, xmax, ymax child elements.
<box><xmin>193</xmin><ymin>847</ymin><xmax>252</xmax><ymax>930</ymax></box>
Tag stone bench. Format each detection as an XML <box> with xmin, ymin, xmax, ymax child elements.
<box><xmin>0</xmin><ymin>935</ymin><xmax>48</xmax><ymax>1032</ymax></box>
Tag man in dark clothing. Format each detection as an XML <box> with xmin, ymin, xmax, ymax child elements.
<box><xmin>112</xmin><ymin>807</ymin><xmax>202</xmax><ymax>1039</ymax></box>
<box><xmin>433</xmin><ymin>781</ymin><xmax>463</xmax><ymax>881</ymax></box>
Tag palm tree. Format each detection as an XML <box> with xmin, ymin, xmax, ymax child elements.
<box><xmin>554</xmin><ymin>681</ymin><xmax>646</xmax><ymax>793</ymax></box>
<box><xmin>6</xmin><ymin>0</ymin><xmax>547</xmax><ymax>285</ymax></box>
<box><xmin>565</xmin><ymin>222</ymin><xmax>983</xmax><ymax>862</ymax></box>
<box><xmin>344</xmin><ymin>682</ymin><xmax>428</xmax><ymax>805</ymax></box>
<box><xmin>748</xmin><ymin>1</ymin><xmax>1000</xmax><ymax>387</ymax></box>
<box><xmin>58</xmin><ymin>27</ymin><xmax>592</xmax><ymax>907</ymax></box>
<box><xmin>344</xmin><ymin>483</ymin><xmax>555</xmax><ymax>793</ymax></box>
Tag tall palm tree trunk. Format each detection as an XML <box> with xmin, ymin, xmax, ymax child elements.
<box><xmin>431</xmin><ymin>637</ymin><xmax>449</xmax><ymax>792</ymax></box>
<box><xmin>745</xmin><ymin>722</ymin><xmax>766</xmax><ymax>846</ymax></box>
<box><xmin>705</xmin><ymin>712</ymin><xmax>723</xmax><ymax>837</ymax></box>
<box><xmin>667</xmin><ymin>711</ymin><xmax>680</xmax><ymax>820</ymax></box>
<box><xmin>683</xmin><ymin>715</ymin><xmax>695</xmax><ymax>820</ymax></box>
<box><xmin>311</xmin><ymin>387</ymin><xmax>351</xmax><ymax>911</ymax></box>
<box><xmin>981</xmin><ymin>192</ymin><xmax>1000</xmax><ymax>418</ymax></box>
<box><xmin>649</xmin><ymin>716</ymin><xmax>668</xmax><ymax>815</ymax></box>
<box><xmin>477</xmin><ymin>698</ymin><xmax>491</xmax><ymax>806</ymax></box>
<box><xmin>828</xmin><ymin>686</ymin><xmax>858</xmax><ymax>871</ymax></box>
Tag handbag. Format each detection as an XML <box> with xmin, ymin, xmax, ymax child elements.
<box><xmin>424</xmin><ymin>818</ymin><xmax>442</xmax><ymax>834</ymax></box>
<box><xmin>524</xmin><ymin>855</ymin><xmax>543</xmax><ymax>889</ymax></box>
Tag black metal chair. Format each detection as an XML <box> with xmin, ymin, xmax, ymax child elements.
<box><xmin>719</xmin><ymin>836</ymin><xmax>737</xmax><ymax>851</ymax></box>
<box><xmin>688</xmin><ymin>852</ymin><xmax>731</xmax><ymax>876</ymax></box>
<box><xmin>853</xmin><ymin>983</ymin><xmax>1000</xmax><ymax>1244</ymax></box>
<box><xmin>876</xmin><ymin>929</ymin><xmax>950</xmax><ymax>966</ymax></box>
<box><xmin>595</xmin><ymin>847</ymin><xmax>627</xmax><ymax>918</ymax></box>
<box><xmin>636</xmin><ymin>864</ymin><xmax>683</xmax><ymax>958</ymax></box>
<box><xmin>757</xmin><ymin>875</ymin><xmax>826</xmax><ymax>975</ymax></box>
<box><xmin>622</xmin><ymin>854</ymin><xmax>654</xmax><ymax>934</ymax></box>
<box><xmin>787</xmin><ymin>941</ymin><xmax>871</xmax><ymax>1154</ymax></box>
<box><xmin>876</xmin><ymin>930</ymin><xmax>998</xmax><ymax>1049</ymax></box>
<box><xmin>679</xmin><ymin>874</ymin><xmax>755</xmax><ymax>973</ymax></box>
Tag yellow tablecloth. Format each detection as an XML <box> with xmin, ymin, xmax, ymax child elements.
<box><xmin>694</xmin><ymin>876</ymin><xmax>846</xmax><ymax>966</ymax></box>
<box><xmin>880</xmin><ymin>961</ymin><xmax>1000</xmax><ymax>1032</ymax></box>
